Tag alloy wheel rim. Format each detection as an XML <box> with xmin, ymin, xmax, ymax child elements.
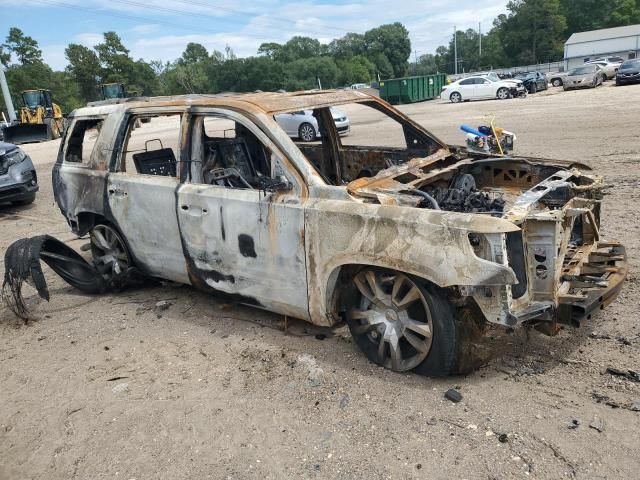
<box><xmin>349</xmin><ymin>270</ymin><xmax>433</xmax><ymax>371</ymax></box>
<box><xmin>300</xmin><ymin>125</ymin><xmax>314</xmax><ymax>141</ymax></box>
<box><xmin>90</xmin><ymin>225</ymin><xmax>130</xmax><ymax>278</ymax></box>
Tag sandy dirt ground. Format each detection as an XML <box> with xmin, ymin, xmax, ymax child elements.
<box><xmin>1</xmin><ymin>83</ymin><xmax>639</xmax><ymax>479</ymax></box>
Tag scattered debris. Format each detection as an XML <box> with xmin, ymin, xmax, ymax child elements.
<box><xmin>590</xmin><ymin>332</ymin><xmax>633</xmax><ymax>345</ymax></box>
<box><xmin>154</xmin><ymin>300</ymin><xmax>172</xmax><ymax>311</ymax></box>
<box><xmin>297</xmin><ymin>354</ymin><xmax>324</xmax><ymax>387</ymax></box>
<box><xmin>444</xmin><ymin>389</ymin><xmax>463</xmax><ymax>403</ymax></box>
<box><xmin>498</xmin><ymin>433</ymin><xmax>509</xmax><ymax>443</ymax></box>
<box><xmin>111</xmin><ymin>382</ymin><xmax>129</xmax><ymax>394</ymax></box>
<box><xmin>630</xmin><ymin>402</ymin><xmax>640</xmax><ymax>412</ymax></box>
<box><xmin>589</xmin><ymin>418</ymin><xmax>605</xmax><ymax>433</ymax></box>
<box><xmin>605</xmin><ymin>367</ymin><xmax>640</xmax><ymax>382</ymax></box>
<box><xmin>314</xmin><ymin>333</ymin><xmax>327</xmax><ymax>341</ymax></box>
<box><xmin>339</xmin><ymin>394</ymin><xmax>349</xmax><ymax>409</ymax></box>
<box><xmin>106</xmin><ymin>376</ymin><xmax>129</xmax><ymax>382</ymax></box>
<box><xmin>427</xmin><ymin>417</ymin><xmax>438</xmax><ymax>426</ymax></box>
<box><xmin>568</xmin><ymin>419</ymin><xmax>580</xmax><ymax>429</ymax></box>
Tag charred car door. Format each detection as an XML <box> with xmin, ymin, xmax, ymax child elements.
<box><xmin>108</xmin><ymin>109</ymin><xmax>189</xmax><ymax>284</ymax></box>
<box><xmin>176</xmin><ymin>108</ymin><xmax>309</xmax><ymax>319</ymax></box>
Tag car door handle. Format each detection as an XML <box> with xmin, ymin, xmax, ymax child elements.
<box><xmin>108</xmin><ymin>188</ymin><xmax>127</xmax><ymax>197</ymax></box>
<box><xmin>180</xmin><ymin>205</ymin><xmax>208</xmax><ymax>217</ymax></box>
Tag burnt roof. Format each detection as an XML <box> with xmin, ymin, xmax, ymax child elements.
<box><xmin>76</xmin><ymin>89</ymin><xmax>378</xmax><ymax>116</ymax></box>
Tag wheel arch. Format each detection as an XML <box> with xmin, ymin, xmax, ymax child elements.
<box><xmin>74</xmin><ymin>211</ymin><xmax>109</xmax><ymax>236</ymax></box>
<box><xmin>323</xmin><ymin>262</ymin><xmax>447</xmax><ymax>326</ymax></box>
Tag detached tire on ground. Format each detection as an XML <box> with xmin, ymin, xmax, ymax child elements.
<box><xmin>346</xmin><ymin>268</ymin><xmax>456</xmax><ymax>377</ymax></box>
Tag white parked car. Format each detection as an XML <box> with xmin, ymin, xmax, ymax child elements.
<box><xmin>275</xmin><ymin>107</ymin><xmax>350</xmax><ymax>142</ymax></box>
<box><xmin>585</xmin><ymin>61</ymin><xmax>619</xmax><ymax>80</ymax></box>
<box><xmin>441</xmin><ymin>76</ymin><xmax>526</xmax><ymax>103</ymax></box>
<box><xmin>593</xmin><ymin>56</ymin><xmax>625</xmax><ymax>65</ymax></box>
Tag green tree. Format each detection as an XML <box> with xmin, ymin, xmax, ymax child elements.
<box><xmin>285</xmin><ymin>57</ymin><xmax>339</xmax><ymax>90</ymax></box>
<box><xmin>181</xmin><ymin>42</ymin><xmax>210</xmax><ymax>64</ymax></box>
<box><xmin>363</xmin><ymin>23</ymin><xmax>411</xmax><ymax>77</ymax></box>
<box><xmin>65</xmin><ymin>44</ymin><xmax>101</xmax><ymax>101</ymax></box>
<box><xmin>337</xmin><ymin>55</ymin><xmax>376</xmax><ymax>85</ymax></box>
<box><xmin>0</xmin><ymin>45</ymin><xmax>10</xmax><ymax>67</ymax></box>
<box><xmin>499</xmin><ymin>0</ymin><xmax>567</xmax><ymax>64</ymax></box>
<box><xmin>257</xmin><ymin>42</ymin><xmax>284</xmax><ymax>60</ymax></box>
<box><xmin>328</xmin><ymin>33</ymin><xmax>366</xmax><ymax>58</ymax></box>
<box><xmin>3</xmin><ymin>27</ymin><xmax>43</xmax><ymax>64</ymax></box>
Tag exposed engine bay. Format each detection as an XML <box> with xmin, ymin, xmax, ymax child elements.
<box><xmin>346</xmin><ymin>149</ymin><xmax>601</xmax><ymax>222</ymax></box>
<box><xmin>416</xmin><ymin>173</ymin><xmax>505</xmax><ymax>216</ymax></box>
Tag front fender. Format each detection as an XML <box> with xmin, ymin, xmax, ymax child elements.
<box><xmin>305</xmin><ymin>199</ymin><xmax>518</xmax><ymax>326</ymax></box>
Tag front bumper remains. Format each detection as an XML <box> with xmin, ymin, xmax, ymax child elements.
<box><xmin>557</xmin><ymin>242</ymin><xmax>627</xmax><ymax>326</ymax></box>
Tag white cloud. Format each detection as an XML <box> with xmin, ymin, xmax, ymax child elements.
<box><xmin>73</xmin><ymin>32</ymin><xmax>104</xmax><ymax>47</ymax></box>
<box><xmin>40</xmin><ymin>44</ymin><xmax>68</xmax><ymax>71</ymax></box>
<box><xmin>129</xmin><ymin>24</ymin><xmax>160</xmax><ymax>35</ymax></box>
<box><xmin>33</xmin><ymin>0</ymin><xmax>509</xmax><ymax>69</ymax></box>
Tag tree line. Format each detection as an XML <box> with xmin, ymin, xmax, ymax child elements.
<box><xmin>410</xmin><ymin>0</ymin><xmax>640</xmax><ymax>76</ymax></box>
<box><xmin>0</xmin><ymin>23</ymin><xmax>410</xmax><ymax>113</ymax></box>
<box><xmin>1</xmin><ymin>0</ymin><xmax>639</xmax><ymax>114</ymax></box>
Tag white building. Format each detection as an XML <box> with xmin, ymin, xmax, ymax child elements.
<box><xmin>564</xmin><ymin>24</ymin><xmax>640</xmax><ymax>70</ymax></box>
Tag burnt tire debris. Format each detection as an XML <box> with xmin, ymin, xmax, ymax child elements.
<box><xmin>2</xmin><ymin>235</ymin><xmax>139</xmax><ymax>321</ymax></box>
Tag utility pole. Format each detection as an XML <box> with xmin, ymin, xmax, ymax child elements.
<box><xmin>454</xmin><ymin>26</ymin><xmax>458</xmax><ymax>75</ymax></box>
<box><xmin>0</xmin><ymin>67</ymin><xmax>17</xmax><ymax>124</ymax></box>
<box><xmin>479</xmin><ymin>22</ymin><xmax>482</xmax><ymax>58</ymax></box>
<box><xmin>414</xmin><ymin>49</ymin><xmax>418</xmax><ymax>66</ymax></box>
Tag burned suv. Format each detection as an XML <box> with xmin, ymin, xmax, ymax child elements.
<box><xmin>48</xmin><ymin>90</ymin><xmax>626</xmax><ymax>376</ymax></box>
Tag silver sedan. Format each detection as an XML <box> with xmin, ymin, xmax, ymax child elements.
<box><xmin>563</xmin><ymin>65</ymin><xmax>605</xmax><ymax>90</ymax></box>
<box><xmin>275</xmin><ymin>107</ymin><xmax>350</xmax><ymax>142</ymax></box>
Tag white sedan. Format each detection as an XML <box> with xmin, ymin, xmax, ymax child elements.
<box><xmin>585</xmin><ymin>61</ymin><xmax>618</xmax><ymax>80</ymax></box>
<box><xmin>441</xmin><ymin>76</ymin><xmax>526</xmax><ymax>103</ymax></box>
<box><xmin>275</xmin><ymin>107</ymin><xmax>350</xmax><ymax>142</ymax></box>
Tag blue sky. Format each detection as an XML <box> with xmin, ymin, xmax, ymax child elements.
<box><xmin>1</xmin><ymin>0</ymin><xmax>509</xmax><ymax>70</ymax></box>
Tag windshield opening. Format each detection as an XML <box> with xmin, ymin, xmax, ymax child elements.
<box><xmin>569</xmin><ymin>67</ymin><xmax>594</xmax><ymax>75</ymax></box>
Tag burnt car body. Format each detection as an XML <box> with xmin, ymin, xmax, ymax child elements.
<box><xmin>0</xmin><ymin>141</ymin><xmax>38</xmax><ymax>205</ymax></box>
<box><xmin>51</xmin><ymin>90</ymin><xmax>627</xmax><ymax>376</ymax></box>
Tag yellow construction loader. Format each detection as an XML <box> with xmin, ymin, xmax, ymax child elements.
<box><xmin>2</xmin><ymin>89</ymin><xmax>65</xmax><ymax>144</ymax></box>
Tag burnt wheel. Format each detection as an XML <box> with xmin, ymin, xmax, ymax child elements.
<box><xmin>90</xmin><ymin>224</ymin><xmax>131</xmax><ymax>281</ymax></box>
<box><xmin>298</xmin><ymin>122</ymin><xmax>316</xmax><ymax>142</ymax></box>
<box><xmin>346</xmin><ymin>269</ymin><xmax>456</xmax><ymax>376</ymax></box>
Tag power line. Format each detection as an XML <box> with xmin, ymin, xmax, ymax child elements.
<box><xmin>110</xmin><ymin>0</ymin><xmax>351</xmax><ymax>39</ymax></box>
<box><xmin>28</xmin><ymin>0</ymin><xmax>347</xmax><ymax>43</ymax></box>
<box><xmin>172</xmin><ymin>0</ymin><xmax>361</xmax><ymax>36</ymax></box>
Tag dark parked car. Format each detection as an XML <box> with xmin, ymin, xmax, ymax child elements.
<box><xmin>0</xmin><ymin>142</ymin><xmax>38</xmax><ymax>205</ymax></box>
<box><xmin>514</xmin><ymin>71</ymin><xmax>548</xmax><ymax>93</ymax></box>
<box><xmin>616</xmin><ymin>59</ymin><xmax>640</xmax><ymax>86</ymax></box>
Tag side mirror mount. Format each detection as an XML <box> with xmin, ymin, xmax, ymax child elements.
<box><xmin>259</xmin><ymin>175</ymin><xmax>292</xmax><ymax>193</ymax></box>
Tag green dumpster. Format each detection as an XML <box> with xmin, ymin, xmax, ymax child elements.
<box><xmin>379</xmin><ymin>73</ymin><xmax>447</xmax><ymax>105</ymax></box>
